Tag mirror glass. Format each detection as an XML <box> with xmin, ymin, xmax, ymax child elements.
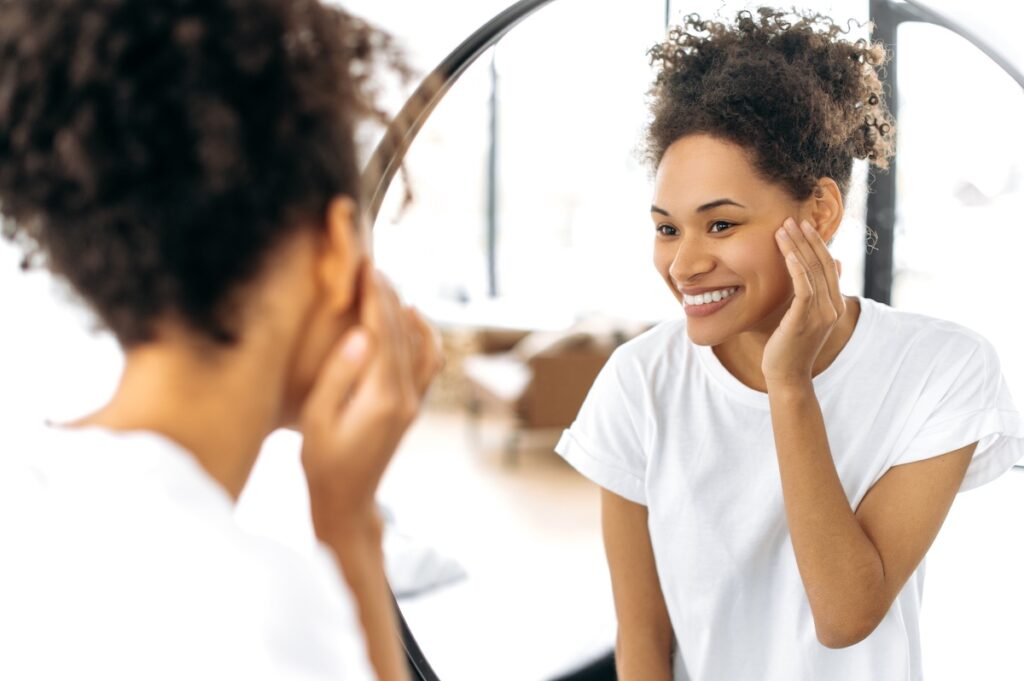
<box><xmin>888</xmin><ymin>16</ymin><xmax>1024</xmax><ymax>681</ymax></box>
<box><xmin>358</xmin><ymin>1</ymin><xmax>1024</xmax><ymax>679</ymax></box>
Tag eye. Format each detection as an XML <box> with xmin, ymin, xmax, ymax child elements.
<box><xmin>656</xmin><ymin>223</ymin><xmax>678</xmax><ymax>237</ymax></box>
<box><xmin>709</xmin><ymin>220</ymin><xmax>735</xmax><ymax>234</ymax></box>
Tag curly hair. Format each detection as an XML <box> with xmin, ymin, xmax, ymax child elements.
<box><xmin>0</xmin><ymin>0</ymin><xmax>406</xmax><ymax>346</ymax></box>
<box><xmin>646</xmin><ymin>7</ymin><xmax>895</xmax><ymax>200</ymax></box>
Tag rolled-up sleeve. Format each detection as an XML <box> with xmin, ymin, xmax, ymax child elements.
<box><xmin>555</xmin><ymin>349</ymin><xmax>649</xmax><ymax>504</ymax></box>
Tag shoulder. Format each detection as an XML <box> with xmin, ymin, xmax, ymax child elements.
<box><xmin>858</xmin><ymin>299</ymin><xmax>1005</xmax><ymax>406</ymax></box>
<box><xmin>862</xmin><ymin>297</ymin><xmax>995</xmax><ymax>361</ymax></box>
<box><xmin>0</xmin><ymin>426</ymin><xmax>373</xmax><ymax>679</ymax></box>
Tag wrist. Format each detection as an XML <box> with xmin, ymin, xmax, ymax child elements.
<box><xmin>311</xmin><ymin>503</ymin><xmax>385</xmax><ymax>551</ymax></box>
<box><xmin>765</xmin><ymin>376</ymin><xmax>815</xmax><ymax>398</ymax></box>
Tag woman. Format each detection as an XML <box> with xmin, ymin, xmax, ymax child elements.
<box><xmin>555</xmin><ymin>8</ymin><xmax>1024</xmax><ymax>681</ymax></box>
<box><xmin>0</xmin><ymin>1</ymin><xmax>435</xmax><ymax>679</ymax></box>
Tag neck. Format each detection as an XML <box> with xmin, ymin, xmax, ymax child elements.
<box><xmin>714</xmin><ymin>295</ymin><xmax>861</xmax><ymax>393</ymax></box>
<box><xmin>68</xmin><ymin>339</ymin><xmax>289</xmax><ymax>500</ymax></box>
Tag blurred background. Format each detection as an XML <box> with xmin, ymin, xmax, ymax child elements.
<box><xmin>2</xmin><ymin>1</ymin><xmax>1022</xmax><ymax>679</ymax></box>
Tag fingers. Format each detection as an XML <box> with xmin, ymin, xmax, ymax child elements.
<box><xmin>346</xmin><ymin>269</ymin><xmax>427</xmax><ymax>425</ymax></box>
<box><xmin>378</xmin><ymin>276</ymin><xmax>418</xmax><ymax>406</ymax></box>
<box><xmin>796</xmin><ymin>219</ymin><xmax>844</xmax><ymax>315</ymax></box>
<box><xmin>776</xmin><ymin>222</ymin><xmax>813</xmax><ymax>311</ymax></box>
<box><xmin>311</xmin><ymin>266</ymin><xmax>438</xmax><ymax>438</ymax></box>
<box><xmin>369</xmin><ymin>276</ymin><xmax>442</xmax><ymax>402</ymax></box>
<box><xmin>776</xmin><ymin>218</ymin><xmax>842</xmax><ymax>323</ymax></box>
<box><xmin>782</xmin><ymin>219</ymin><xmax>828</xmax><ymax>292</ymax></box>
<box><xmin>782</xmin><ymin>246</ymin><xmax>814</xmax><ymax>307</ymax></box>
<box><xmin>298</xmin><ymin>268</ymin><xmax>439</xmax><ymax>524</ymax></box>
<box><xmin>358</xmin><ymin>264</ymin><xmax>392</xmax><ymax>361</ymax></box>
<box><xmin>406</xmin><ymin>306</ymin><xmax>443</xmax><ymax>396</ymax></box>
<box><xmin>300</xmin><ymin>327</ymin><xmax>374</xmax><ymax>432</ymax></box>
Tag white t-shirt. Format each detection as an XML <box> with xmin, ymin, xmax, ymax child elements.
<box><xmin>0</xmin><ymin>425</ymin><xmax>375</xmax><ymax>681</ymax></box>
<box><xmin>556</xmin><ymin>296</ymin><xmax>1024</xmax><ymax>681</ymax></box>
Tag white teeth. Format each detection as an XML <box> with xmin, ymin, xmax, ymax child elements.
<box><xmin>682</xmin><ymin>287</ymin><xmax>738</xmax><ymax>306</ymax></box>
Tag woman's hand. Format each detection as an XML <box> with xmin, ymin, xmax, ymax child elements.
<box><xmin>298</xmin><ymin>263</ymin><xmax>442</xmax><ymax>539</ymax></box>
<box><xmin>296</xmin><ymin>263</ymin><xmax>438</xmax><ymax>681</ymax></box>
<box><xmin>761</xmin><ymin>217</ymin><xmax>845</xmax><ymax>386</ymax></box>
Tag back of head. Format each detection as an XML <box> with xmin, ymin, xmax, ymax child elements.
<box><xmin>0</xmin><ymin>0</ymin><xmax>400</xmax><ymax>347</ymax></box>
<box><xmin>645</xmin><ymin>7</ymin><xmax>895</xmax><ymax>199</ymax></box>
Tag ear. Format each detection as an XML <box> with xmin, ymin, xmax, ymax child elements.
<box><xmin>316</xmin><ymin>195</ymin><xmax>364</xmax><ymax>312</ymax></box>
<box><xmin>803</xmin><ymin>177</ymin><xmax>844</xmax><ymax>243</ymax></box>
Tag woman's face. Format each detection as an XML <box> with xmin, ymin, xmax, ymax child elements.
<box><xmin>651</xmin><ymin>134</ymin><xmax>807</xmax><ymax>347</ymax></box>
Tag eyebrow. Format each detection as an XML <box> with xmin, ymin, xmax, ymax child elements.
<box><xmin>650</xmin><ymin>198</ymin><xmax>746</xmax><ymax>216</ymax></box>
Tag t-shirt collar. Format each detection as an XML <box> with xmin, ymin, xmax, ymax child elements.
<box><xmin>694</xmin><ymin>295</ymin><xmax>878</xmax><ymax>409</ymax></box>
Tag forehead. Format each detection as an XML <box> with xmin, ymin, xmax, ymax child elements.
<box><xmin>653</xmin><ymin>134</ymin><xmax>774</xmax><ymax>211</ymax></box>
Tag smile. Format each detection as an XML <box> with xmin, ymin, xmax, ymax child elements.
<box><xmin>682</xmin><ymin>287</ymin><xmax>740</xmax><ymax>306</ymax></box>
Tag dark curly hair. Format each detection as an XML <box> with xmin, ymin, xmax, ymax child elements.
<box><xmin>0</xmin><ymin>0</ymin><xmax>406</xmax><ymax>346</ymax></box>
<box><xmin>646</xmin><ymin>7</ymin><xmax>895</xmax><ymax>200</ymax></box>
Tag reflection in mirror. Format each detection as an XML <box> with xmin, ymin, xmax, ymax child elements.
<box><xmin>365</xmin><ymin>1</ymin><xmax>1024</xmax><ymax>680</ymax></box>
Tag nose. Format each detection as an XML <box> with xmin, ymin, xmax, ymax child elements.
<box><xmin>668</xmin><ymin>236</ymin><xmax>715</xmax><ymax>286</ymax></box>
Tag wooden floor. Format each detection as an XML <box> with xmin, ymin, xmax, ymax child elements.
<box><xmin>377</xmin><ymin>410</ymin><xmax>616</xmax><ymax>681</ymax></box>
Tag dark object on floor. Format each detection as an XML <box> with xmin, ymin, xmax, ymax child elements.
<box><xmin>397</xmin><ymin>594</ymin><xmax>441</xmax><ymax>681</ymax></box>
<box><xmin>550</xmin><ymin>650</ymin><xmax>617</xmax><ymax>681</ymax></box>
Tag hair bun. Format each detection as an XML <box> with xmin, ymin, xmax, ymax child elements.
<box><xmin>646</xmin><ymin>7</ymin><xmax>895</xmax><ymax>198</ymax></box>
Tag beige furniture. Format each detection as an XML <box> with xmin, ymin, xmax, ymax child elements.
<box><xmin>462</xmin><ymin>319</ymin><xmax>648</xmax><ymax>464</ymax></box>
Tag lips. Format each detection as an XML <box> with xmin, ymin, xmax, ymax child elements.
<box><xmin>682</xmin><ymin>287</ymin><xmax>741</xmax><ymax>317</ymax></box>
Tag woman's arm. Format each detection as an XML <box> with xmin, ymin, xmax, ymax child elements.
<box><xmin>601</xmin><ymin>488</ymin><xmax>674</xmax><ymax>680</ymax></box>
<box><xmin>765</xmin><ymin>217</ymin><xmax>974</xmax><ymax>647</ymax></box>
<box><xmin>318</xmin><ymin>515</ymin><xmax>407</xmax><ymax>681</ymax></box>
<box><xmin>768</xmin><ymin>381</ymin><xmax>973</xmax><ymax>647</ymax></box>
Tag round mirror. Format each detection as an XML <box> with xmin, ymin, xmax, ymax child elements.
<box><xmin>355</xmin><ymin>1</ymin><xmax>1024</xmax><ymax>679</ymax></box>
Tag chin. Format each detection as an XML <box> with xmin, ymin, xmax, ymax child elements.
<box><xmin>684</xmin><ymin>323</ymin><xmax>726</xmax><ymax>347</ymax></box>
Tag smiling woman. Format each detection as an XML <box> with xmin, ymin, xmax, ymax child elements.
<box><xmin>554</xmin><ymin>7</ymin><xmax>1024</xmax><ymax>681</ymax></box>
<box><xmin>649</xmin><ymin>135</ymin><xmax>818</xmax><ymax>355</ymax></box>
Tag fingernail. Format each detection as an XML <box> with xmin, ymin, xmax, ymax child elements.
<box><xmin>342</xmin><ymin>330</ymin><xmax>368</xmax><ymax>359</ymax></box>
<box><xmin>801</xmin><ymin>220</ymin><xmax>814</xmax><ymax>232</ymax></box>
<box><xmin>784</xmin><ymin>218</ymin><xmax>797</xmax><ymax>229</ymax></box>
<box><xmin>776</xmin><ymin>228</ymin><xmax>788</xmax><ymax>239</ymax></box>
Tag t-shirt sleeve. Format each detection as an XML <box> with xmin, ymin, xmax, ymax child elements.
<box><xmin>555</xmin><ymin>347</ymin><xmax>649</xmax><ymax>504</ymax></box>
<box><xmin>891</xmin><ymin>334</ymin><xmax>1024</xmax><ymax>491</ymax></box>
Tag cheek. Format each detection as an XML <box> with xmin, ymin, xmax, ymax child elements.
<box><xmin>728</xmin><ymin>234</ymin><xmax>788</xmax><ymax>286</ymax></box>
<box><xmin>282</xmin><ymin>332</ymin><xmax>326</xmax><ymax>418</ymax></box>
<box><xmin>652</xmin><ymin>244</ymin><xmax>674</xmax><ymax>280</ymax></box>
<box><xmin>651</xmin><ymin>247</ymin><xmax>682</xmax><ymax>301</ymax></box>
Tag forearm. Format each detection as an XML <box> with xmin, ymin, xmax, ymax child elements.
<box><xmin>615</xmin><ymin>632</ymin><xmax>673</xmax><ymax>681</ymax></box>
<box><xmin>602</xmin><ymin>489</ymin><xmax>674</xmax><ymax>681</ymax></box>
<box><xmin>318</xmin><ymin>514</ymin><xmax>408</xmax><ymax>681</ymax></box>
<box><xmin>767</xmin><ymin>379</ymin><xmax>885</xmax><ymax>645</ymax></box>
